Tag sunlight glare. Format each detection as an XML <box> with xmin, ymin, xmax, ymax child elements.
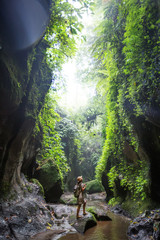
<box><xmin>60</xmin><ymin>60</ymin><xmax>94</xmax><ymax>111</ymax></box>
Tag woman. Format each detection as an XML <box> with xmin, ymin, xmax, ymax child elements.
<box><xmin>76</xmin><ymin>176</ymin><xmax>87</xmax><ymax>219</ymax></box>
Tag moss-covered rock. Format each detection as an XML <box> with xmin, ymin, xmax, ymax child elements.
<box><xmin>69</xmin><ymin>212</ymin><xmax>97</xmax><ymax>233</ymax></box>
<box><xmin>86</xmin><ymin>179</ymin><xmax>104</xmax><ymax>194</ymax></box>
<box><xmin>60</xmin><ymin>193</ymin><xmax>77</xmax><ymax>205</ymax></box>
<box><xmin>35</xmin><ymin>159</ymin><xmax>63</xmax><ymax>202</ymax></box>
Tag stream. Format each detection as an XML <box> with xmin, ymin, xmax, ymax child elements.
<box><xmin>58</xmin><ymin>210</ymin><xmax>130</xmax><ymax>240</ymax></box>
<box><xmin>29</xmin><ymin>193</ymin><xmax>131</xmax><ymax>240</ymax></box>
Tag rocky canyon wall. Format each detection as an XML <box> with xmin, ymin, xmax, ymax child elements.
<box><xmin>0</xmin><ymin>40</ymin><xmax>52</xmax><ymax>197</ymax></box>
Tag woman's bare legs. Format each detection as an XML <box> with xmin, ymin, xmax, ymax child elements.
<box><xmin>77</xmin><ymin>204</ymin><xmax>81</xmax><ymax>218</ymax></box>
<box><xmin>83</xmin><ymin>201</ymin><xmax>87</xmax><ymax>215</ymax></box>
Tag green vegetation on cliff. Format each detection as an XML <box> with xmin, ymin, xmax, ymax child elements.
<box><xmin>35</xmin><ymin>90</ymin><xmax>69</xmax><ymax>179</ymax></box>
<box><xmin>92</xmin><ymin>0</ymin><xmax>159</xmax><ymax>205</ymax></box>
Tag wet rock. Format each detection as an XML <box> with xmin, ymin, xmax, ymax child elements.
<box><xmin>93</xmin><ymin>209</ymin><xmax>112</xmax><ymax>221</ymax></box>
<box><xmin>60</xmin><ymin>192</ymin><xmax>107</xmax><ymax>206</ymax></box>
<box><xmin>85</xmin><ymin>194</ymin><xmax>111</xmax><ymax>221</ymax></box>
<box><xmin>29</xmin><ymin>229</ymin><xmax>66</xmax><ymax>240</ymax></box>
<box><xmin>46</xmin><ymin>204</ymin><xmax>77</xmax><ymax>233</ymax></box>
<box><xmin>102</xmin><ymin>170</ymin><xmax>113</xmax><ymax>201</ymax></box>
<box><xmin>128</xmin><ymin>218</ymin><xmax>153</xmax><ymax>240</ymax></box>
<box><xmin>69</xmin><ymin>213</ymin><xmax>97</xmax><ymax>233</ymax></box>
<box><xmin>0</xmin><ymin>216</ymin><xmax>12</xmax><ymax>240</ymax></box>
<box><xmin>49</xmin><ymin>204</ymin><xmax>75</xmax><ymax>219</ymax></box>
<box><xmin>53</xmin><ymin>218</ymin><xmax>77</xmax><ymax>233</ymax></box>
<box><xmin>128</xmin><ymin>209</ymin><xmax>160</xmax><ymax>240</ymax></box>
<box><xmin>111</xmin><ymin>205</ymin><xmax>131</xmax><ymax>218</ymax></box>
<box><xmin>153</xmin><ymin>221</ymin><xmax>160</xmax><ymax>240</ymax></box>
<box><xmin>86</xmin><ymin>204</ymin><xmax>111</xmax><ymax>221</ymax></box>
<box><xmin>0</xmin><ymin>196</ymin><xmax>54</xmax><ymax>240</ymax></box>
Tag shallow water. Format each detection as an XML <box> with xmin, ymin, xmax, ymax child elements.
<box><xmin>59</xmin><ymin>211</ymin><xmax>130</xmax><ymax>240</ymax></box>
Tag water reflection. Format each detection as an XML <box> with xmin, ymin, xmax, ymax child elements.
<box><xmin>59</xmin><ymin>212</ymin><xmax>130</xmax><ymax>240</ymax></box>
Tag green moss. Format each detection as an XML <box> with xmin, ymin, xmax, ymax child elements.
<box><xmin>86</xmin><ymin>179</ymin><xmax>104</xmax><ymax>194</ymax></box>
<box><xmin>0</xmin><ymin>181</ymin><xmax>11</xmax><ymax>199</ymax></box>
<box><xmin>109</xmin><ymin>197</ymin><xmax>160</xmax><ymax>218</ymax></box>
<box><xmin>86</xmin><ymin>208</ymin><xmax>97</xmax><ymax>222</ymax></box>
<box><xmin>30</xmin><ymin>178</ymin><xmax>44</xmax><ymax>196</ymax></box>
<box><xmin>86</xmin><ymin>207</ymin><xmax>98</xmax><ymax>219</ymax></box>
<box><xmin>39</xmin><ymin>159</ymin><xmax>62</xmax><ymax>191</ymax></box>
<box><xmin>36</xmin><ymin>159</ymin><xmax>64</xmax><ymax>200</ymax></box>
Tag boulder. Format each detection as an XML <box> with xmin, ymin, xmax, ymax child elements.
<box><xmin>60</xmin><ymin>193</ymin><xmax>77</xmax><ymax>205</ymax></box>
<box><xmin>90</xmin><ymin>208</ymin><xmax>112</xmax><ymax>221</ymax></box>
<box><xmin>0</xmin><ymin>188</ymin><xmax>54</xmax><ymax>239</ymax></box>
<box><xmin>85</xmin><ymin>179</ymin><xmax>104</xmax><ymax>194</ymax></box>
<box><xmin>35</xmin><ymin>159</ymin><xmax>63</xmax><ymax>203</ymax></box>
<box><xmin>86</xmin><ymin>202</ymin><xmax>111</xmax><ymax>222</ymax></box>
<box><xmin>69</xmin><ymin>213</ymin><xmax>97</xmax><ymax>233</ymax></box>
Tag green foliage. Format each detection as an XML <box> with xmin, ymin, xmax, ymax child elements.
<box><xmin>79</xmin><ymin>132</ymin><xmax>103</xmax><ymax>180</ymax></box>
<box><xmin>45</xmin><ymin>0</ymin><xmax>93</xmax><ymax>71</ymax></box>
<box><xmin>32</xmin><ymin>0</ymin><xmax>159</xmax><ymax>204</ymax></box>
<box><xmin>56</xmin><ymin>115</ymin><xmax>81</xmax><ymax>163</ymax></box>
<box><xmin>108</xmin><ymin>197</ymin><xmax>122</xmax><ymax>206</ymax></box>
<box><xmin>107</xmin><ymin>161</ymin><xmax>149</xmax><ymax>201</ymax></box>
<box><xmin>91</xmin><ymin>0</ymin><xmax>159</xmax><ymax>202</ymax></box>
<box><xmin>35</xmin><ymin>89</ymin><xmax>69</xmax><ymax>180</ymax></box>
<box><xmin>107</xmin><ymin>166</ymin><xmax>119</xmax><ymax>191</ymax></box>
<box><xmin>56</xmin><ymin>92</ymin><xmax>105</xmax><ymax>182</ymax></box>
<box><xmin>55</xmin><ymin>110</ymin><xmax>83</xmax><ymax>188</ymax></box>
<box><xmin>122</xmin><ymin>0</ymin><xmax>160</xmax><ymax>110</ymax></box>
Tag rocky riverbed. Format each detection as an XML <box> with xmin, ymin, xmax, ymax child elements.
<box><xmin>127</xmin><ymin>209</ymin><xmax>160</xmax><ymax>240</ymax></box>
<box><xmin>1</xmin><ymin>182</ymin><xmax>160</xmax><ymax>240</ymax></box>
<box><xmin>0</xmin><ymin>180</ymin><xmax>111</xmax><ymax>240</ymax></box>
<box><xmin>30</xmin><ymin>192</ymin><xmax>112</xmax><ymax>240</ymax></box>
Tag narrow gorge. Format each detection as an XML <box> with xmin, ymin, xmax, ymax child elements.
<box><xmin>0</xmin><ymin>0</ymin><xmax>160</xmax><ymax>239</ymax></box>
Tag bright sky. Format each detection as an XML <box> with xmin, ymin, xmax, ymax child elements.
<box><xmin>60</xmin><ymin>59</ymin><xmax>94</xmax><ymax>111</ymax></box>
<box><xmin>58</xmin><ymin>4</ymin><xmax>97</xmax><ymax>112</ymax></box>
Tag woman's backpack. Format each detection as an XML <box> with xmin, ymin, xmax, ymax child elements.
<box><xmin>73</xmin><ymin>183</ymin><xmax>81</xmax><ymax>198</ymax></box>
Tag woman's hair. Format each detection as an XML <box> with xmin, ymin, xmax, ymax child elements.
<box><xmin>77</xmin><ymin>176</ymin><xmax>82</xmax><ymax>182</ymax></box>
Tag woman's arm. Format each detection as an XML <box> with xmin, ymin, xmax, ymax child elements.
<box><xmin>81</xmin><ymin>184</ymin><xmax>86</xmax><ymax>192</ymax></box>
